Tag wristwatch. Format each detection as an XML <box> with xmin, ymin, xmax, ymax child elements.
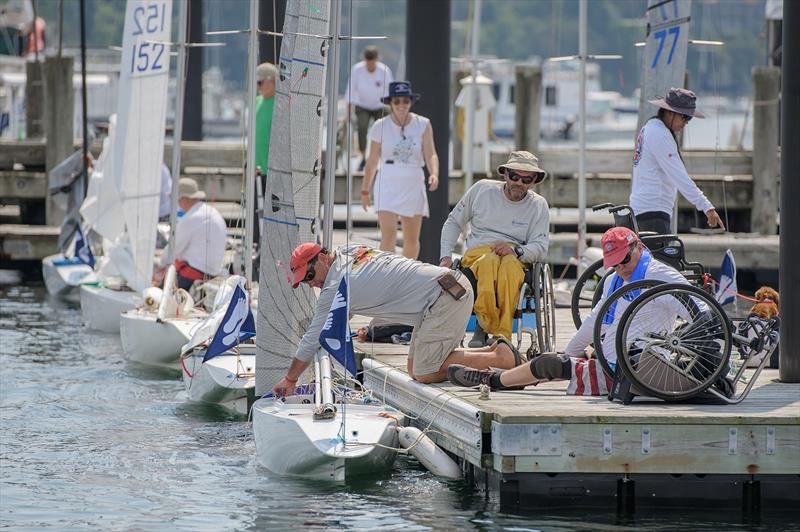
<box><xmin>514</xmin><ymin>245</ymin><xmax>524</xmax><ymax>259</ymax></box>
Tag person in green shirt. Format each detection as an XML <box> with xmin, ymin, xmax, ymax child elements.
<box><xmin>255</xmin><ymin>62</ymin><xmax>277</xmax><ymax>180</ymax></box>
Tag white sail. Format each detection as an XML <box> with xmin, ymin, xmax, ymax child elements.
<box><xmin>255</xmin><ymin>0</ymin><xmax>328</xmax><ymax>395</ymax></box>
<box><xmin>109</xmin><ymin>0</ymin><xmax>173</xmax><ymax>291</ymax></box>
<box><xmin>636</xmin><ymin>0</ymin><xmax>692</xmax><ymax>130</ymax></box>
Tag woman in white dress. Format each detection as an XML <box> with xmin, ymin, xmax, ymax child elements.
<box><xmin>360</xmin><ymin>81</ymin><xmax>440</xmax><ymax>260</ymax></box>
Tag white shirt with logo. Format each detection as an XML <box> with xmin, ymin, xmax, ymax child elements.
<box><xmin>344</xmin><ymin>61</ymin><xmax>393</xmax><ymax>110</ymax></box>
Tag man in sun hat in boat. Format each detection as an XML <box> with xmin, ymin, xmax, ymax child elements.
<box><xmin>153</xmin><ymin>178</ymin><xmax>227</xmax><ymax>290</ymax></box>
<box><xmin>271</xmin><ymin>243</ymin><xmax>530</xmax><ymax>396</ymax></box>
<box><xmin>631</xmin><ymin>87</ymin><xmax>724</xmax><ymax>234</ymax></box>
<box><xmin>447</xmin><ymin>226</ymin><xmax>694</xmax><ymax>394</ymax></box>
<box><xmin>439</xmin><ymin>150</ymin><xmax>550</xmax><ymax>347</ymax></box>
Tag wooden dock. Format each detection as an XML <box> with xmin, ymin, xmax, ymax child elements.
<box><xmin>354</xmin><ymin>308</ymin><xmax>800</xmax><ymax>510</ymax></box>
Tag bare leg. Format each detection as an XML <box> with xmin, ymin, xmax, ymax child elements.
<box><xmin>400</xmin><ymin>215</ymin><xmax>422</xmax><ymax>260</ymax></box>
<box><xmin>376</xmin><ymin>211</ymin><xmax>398</xmax><ymax>253</ymax></box>
<box><xmin>414</xmin><ymin>342</ymin><xmax>517</xmax><ymax>384</ymax></box>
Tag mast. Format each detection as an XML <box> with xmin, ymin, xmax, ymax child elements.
<box><xmin>322</xmin><ymin>0</ymin><xmax>341</xmax><ymax>250</ymax></box>
<box><xmin>577</xmin><ymin>0</ymin><xmax>587</xmax><ymax>272</ymax></box>
<box><xmin>167</xmin><ymin>0</ymin><xmax>188</xmax><ymax>266</ymax></box>
<box><xmin>79</xmin><ymin>0</ymin><xmax>89</xmax><ymax>198</ymax></box>
<box><xmin>244</xmin><ymin>0</ymin><xmax>260</xmax><ymax>284</ymax></box>
<box><xmin>463</xmin><ymin>0</ymin><xmax>482</xmax><ymax>192</ymax></box>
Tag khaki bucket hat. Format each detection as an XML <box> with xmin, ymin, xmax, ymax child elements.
<box><xmin>496</xmin><ymin>151</ymin><xmax>548</xmax><ymax>184</ymax></box>
<box><xmin>178</xmin><ymin>178</ymin><xmax>206</xmax><ymax>200</ymax></box>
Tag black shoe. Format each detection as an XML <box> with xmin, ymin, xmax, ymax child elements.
<box><xmin>448</xmin><ymin>364</ymin><xmax>498</xmax><ymax>388</ymax></box>
<box><xmin>468</xmin><ymin>324</ymin><xmax>488</xmax><ymax>348</ymax></box>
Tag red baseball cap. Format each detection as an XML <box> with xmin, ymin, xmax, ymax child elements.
<box><xmin>290</xmin><ymin>242</ymin><xmax>322</xmax><ymax>288</ymax></box>
<box><xmin>601</xmin><ymin>227</ymin><xmax>638</xmax><ymax>268</ymax></box>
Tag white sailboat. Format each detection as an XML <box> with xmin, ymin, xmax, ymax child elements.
<box><xmin>251</xmin><ymin>0</ymin><xmax>402</xmax><ymax>481</ymax></box>
<box><xmin>79</xmin><ymin>0</ymin><xmax>173</xmax><ymax>333</ymax></box>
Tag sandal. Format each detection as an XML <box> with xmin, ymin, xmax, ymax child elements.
<box><xmin>492</xmin><ymin>336</ymin><xmax>527</xmax><ymax>366</ymax></box>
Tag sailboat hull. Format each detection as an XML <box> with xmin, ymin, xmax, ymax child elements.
<box><xmin>42</xmin><ymin>254</ymin><xmax>93</xmax><ymax>302</ymax></box>
<box><xmin>182</xmin><ymin>345</ymin><xmax>256</xmax><ymax>414</ymax></box>
<box><xmin>252</xmin><ymin>398</ymin><xmax>402</xmax><ymax>481</ymax></box>
<box><xmin>79</xmin><ymin>284</ymin><xmax>137</xmax><ymax>333</ymax></box>
<box><xmin>120</xmin><ymin>311</ymin><xmax>198</xmax><ymax>369</ymax></box>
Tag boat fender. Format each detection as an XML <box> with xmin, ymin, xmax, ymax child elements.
<box><xmin>398</xmin><ymin>426</ymin><xmax>461</xmax><ymax>479</ymax></box>
<box><xmin>143</xmin><ymin>287</ymin><xmax>163</xmax><ymax>311</ymax></box>
<box><xmin>174</xmin><ymin>289</ymin><xmax>195</xmax><ymax>315</ymax></box>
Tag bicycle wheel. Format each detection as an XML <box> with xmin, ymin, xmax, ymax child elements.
<box><xmin>534</xmin><ymin>263</ymin><xmax>557</xmax><ymax>353</ymax></box>
<box><xmin>570</xmin><ymin>258</ymin><xmax>612</xmax><ymax>329</ymax></box>
<box><xmin>616</xmin><ymin>283</ymin><xmax>731</xmax><ymax>401</ymax></box>
<box><xmin>591</xmin><ymin>279</ymin><xmax>666</xmax><ymax>379</ymax></box>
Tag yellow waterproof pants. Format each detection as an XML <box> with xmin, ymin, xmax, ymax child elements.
<box><xmin>461</xmin><ymin>244</ymin><xmax>525</xmax><ymax>339</ymax></box>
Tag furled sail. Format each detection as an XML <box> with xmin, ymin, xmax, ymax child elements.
<box><xmin>636</xmin><ymin>0</ymin><xmax>692</xmax><ymax>131</ymax></box>
<box><xmin>256</xmin><ymin>0</ymin><xmax>329</xmax><ymax>395</ymax></box>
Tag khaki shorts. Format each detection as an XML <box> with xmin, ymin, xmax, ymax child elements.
<box><xmin>408</xmin><ymin>275</ymin><xmax>474</xmax><ymax>376</ymax></box>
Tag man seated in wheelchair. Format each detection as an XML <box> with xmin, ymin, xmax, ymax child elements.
<box><xmin>439</xmin><ymin>151</ymin><xmax>550</xmax><ymax>347</ymax></box>
<box><xmin>447</xmin><ymin>226</ymin><xmax>727</xmax><ymax>395</ymax></box>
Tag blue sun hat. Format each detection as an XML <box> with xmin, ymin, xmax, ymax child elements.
<box><xmin>381</xmin><ymin>81</ymin><xmax>421</xmax><ymax>104</ymax></box>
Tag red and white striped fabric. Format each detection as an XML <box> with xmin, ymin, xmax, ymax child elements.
<box><xmin>566</xmin><ymin>358</ymin><xmax>613</xmax><ymax>396</ymax></box>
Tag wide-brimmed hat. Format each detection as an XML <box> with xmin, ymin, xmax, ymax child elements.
<box><xmin>290</xmin><ymin>242</ymin><xmax>322</xmax><ymax>288</ymax></box>
<box><xmin>381</xmin><ymin>81</ymin><xmax>420</xmax><ymax>104</ymax></box>
<box><xmin>178</xmin><ymin>178</ymin><xmax>206</xmax><ymax>200</ymax></box>
<box><xmin>648</xmin><ymin>87</ymin><xmax>705</xmax><ymax>118</ymax></box>
<box><xmin>496</xmin><ymin>151</ymin><xmax>548</xmax><ymax>184</ymax></box>
<box><xmin>601</xmin><ymin>227</ymin><xmax>639</xmax><ymax>268</ymax></box>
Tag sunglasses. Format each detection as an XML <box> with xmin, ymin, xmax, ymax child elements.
<box><xmin>680</xmin><ymin>114</ymin><xmax>692</xmax><ymax>123</ymax></box>
<box><xmin>302</xmin><ymin>257</ymin><xmax>317</xmax><ymax>283</ymax></box>
<box><xmin>391</xmin><ymin>97</ymin><xmax>412</xmax><ymax>105</ymax></box>
<box><xmin>506</xmin><ymin>171</ymin><xmax>542</xmax><ymax>185</ymax></box>
<box><xmin>612</xmin><ymin>244</ymin><xmax>637</xmax><ymax>268</ymax></box>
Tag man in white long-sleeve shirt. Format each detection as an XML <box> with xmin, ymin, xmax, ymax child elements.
<box><xmin>154</xmin><ymin>178</ymin><xmax>227</xmax><ymax>290</ymax></box>
<box><xmin>440</xmin><ymin>151</ymin><xmax>550</xmax><ymax>346</ymax></box>
<box><xmin>630</xmin><ymin>88</ymin><xmax>724</xmax><ymax>234</ymax></box>
<box><xmin>271</xmin><ymin>243</ymin><xmax>528</xmax><ymax>396</ymax></box>
<box><xmin>447</xmin><ymin>227</ymin><xmax>694</xmax><ymax>391</ymax></box>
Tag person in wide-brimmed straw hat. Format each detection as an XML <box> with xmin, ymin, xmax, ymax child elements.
<box><xmin>630</xmin><ymin>87</ymin><xmax>724</xmax><ymax>234</ymax></box>
<box><xmin>361</xmin><ymin>80</ymin><xmax>440</xmax><ymax>260</ymax></box>
<box><xmin>440</xmin><ymin>150</ymin><xmax>550</xmax><ymax>347</ymax></box>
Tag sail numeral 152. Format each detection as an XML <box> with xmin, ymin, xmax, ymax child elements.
<box><xmin>129</xmin><ymin>3</ymin><xmax>168</xmax><ymax>74</ymax></box>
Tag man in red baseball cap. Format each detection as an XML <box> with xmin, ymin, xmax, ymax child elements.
<box><xmin>273</xmin><ymin>242</ymin><xmax>532</xmax><ymax>397</ymax></box>
<box><xmin>447</xmin><ymin>226</ymin><xmax>691</xmax><ymax>393</ymax></box>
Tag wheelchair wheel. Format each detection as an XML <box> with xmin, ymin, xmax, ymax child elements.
<box><xmin>571</xmin><ymin>258</ymin><xmax>612</xmax><ymax>329</ymax></box>
<box><xmin>534</xmin><ymin>263</ymin><xmax>557</xmax><ymax>353</ymax></box>
<box><xmin>592</xmin><ymin>279</ymin><xmax>666</xmax><ymax>379</ymax></box>
<box><xmin>615</xmin><ymin>283</ymin><xmax>732</xmax><ymax>401</ymax></box>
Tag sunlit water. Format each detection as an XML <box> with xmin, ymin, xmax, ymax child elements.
<box><xmin>1</xmin><ymin>279</ymin><xmax>796</xmax><ymax>531</ymax></box>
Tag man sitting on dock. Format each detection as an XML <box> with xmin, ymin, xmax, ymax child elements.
<box><xmin>271</xmin><ymin>243</ymin><xmax>529</xmax><ymax>396</ymax></box>
<box><xmin>153</xmin><ymin>178</ymin><xmax>227</xmax><ymax>290</ymax></box>
<box><xmin>447</xmin><ymin>227</ymin><xmax>689</xmax><ymax>391</ymax></box>
<box><xmin>439</xmin><ymin>151</ymin><xmax>550</xmax><ymax>347</ymax></box>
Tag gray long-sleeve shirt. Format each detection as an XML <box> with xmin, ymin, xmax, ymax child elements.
<box><xmin>295</xmin><ymin>245</ymin><xmax>453</xmax><ymax>362</ymax></box>
<box><xmin>440</xmin><ymin>179</ymin><xmax>550</xmax><ymax>263</ymax></box>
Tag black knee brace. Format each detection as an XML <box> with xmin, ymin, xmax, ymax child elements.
<box><xmin>529</xmin><ymin>353</ymin><xmax>572</xmax><ymax>381</ymax></box>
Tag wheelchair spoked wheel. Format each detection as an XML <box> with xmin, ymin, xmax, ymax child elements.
<box><xmin>534</xmin><ymin>263</ymin><xmax>557</xmax><ymax>353</ymax></box>
<box><xmin>616</xmin><ymin>283</ymin><xmax>732</xmax><ymax>402</ymax></box>
<box><xmin>571</xmin><ymin>259</ymin><xmax>613</xmax><ymax>329</ymax></box>
<box><xmin>592</xmin><ymin>279</ymin><xmax>667</xmax><ymax>379</ymax></box>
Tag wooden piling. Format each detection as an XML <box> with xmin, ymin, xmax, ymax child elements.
<box><xmin>751</xmin><ymin>67</ymin><xmax>780</xmax><ymax>235</ymax></box>
<box><xmin>24</xmin><ymin>61</ymin><xmax>44</xmax><ymax>139</ymax></box>
<box><xmin>513</xmin><ymin>65</ymin><xmax>542</xmax><ymax>154</ymax></box>
<box><xmin>43</xmin><ymin>56</ymin><xmax>75</xmax><ymax>227</ymax></box>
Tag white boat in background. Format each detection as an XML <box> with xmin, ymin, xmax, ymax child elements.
<box><xmin>42</xmin><ymin>254</ymin><xmax>92</xmax><ymax>302</ymax></box>
<box><xmin>79</xmin><ymin>0</ymin><xmax>174</xmax><ymax>332</ymax></box>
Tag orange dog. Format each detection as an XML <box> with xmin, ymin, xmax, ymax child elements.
<box><xmin>750</xmin><ymin>287</ymin><xmax>779</xmax><ymax>319</ymax></box>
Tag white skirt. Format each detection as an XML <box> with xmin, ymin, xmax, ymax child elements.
<box><xmin>373</xmin><ymin>165</ymin><xmax>429</xmax><ymax>218</ymax></box>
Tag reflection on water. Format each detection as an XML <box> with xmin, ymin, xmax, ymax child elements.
<box><xmin>0</xmin><ymin>282</ymin><xmax>796</xmax><ymax>530</ymax></box>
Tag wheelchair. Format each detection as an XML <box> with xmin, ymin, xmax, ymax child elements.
<box><xmin>453</xmin><ymin>258</ymin><xmax>556</xmax><ymax>359</ymax></box>
<box><xmin>571</xmin><ymin>203</ymin><xmax>709</xmax><ymax>328</ymax></box>
<box><xmin>590</xmin><ymin>280</ymin><xmax>779</xmax><ymax>404</ymax></box>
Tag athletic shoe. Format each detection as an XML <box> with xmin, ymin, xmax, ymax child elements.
<box><xmin>447</xmin><ymin>364</ymin><xmax>499</xmax><ymax>388</ymax></box>
<box><xmin>468</xmin><ymin>324</ymin><xmax>488</xmax><ymax>348</ymax></box>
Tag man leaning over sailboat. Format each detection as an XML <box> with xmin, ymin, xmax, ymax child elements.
<box><xmin>272</xmin><ymin>243</ymin><xmax>529</xmax><ymax>396</ymax></box>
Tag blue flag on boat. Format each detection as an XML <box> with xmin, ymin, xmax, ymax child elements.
<box><xmin>204</xmin><ymin>284</ymin><xmax>256</xmax><ymax>362</ymax></box>
<box><xmin>319</xmin><ymin>276</ymin><xmax>357</xmax><ymax>376</ymax></box>
<box><xmin>715</xmin><ymin>249</ymin><xmax>737</xmax><ymax>306</ymax></box>
<box><xmin>74</xmin><ymin>225</ymin><xmax>95</xmax><ymax>267</ymax></box>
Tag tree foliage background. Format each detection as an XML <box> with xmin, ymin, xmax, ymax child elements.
<box><xmin>33</xmin><ymin>0</ymin><xmax>767</xmax><ymax>97</ymax></box>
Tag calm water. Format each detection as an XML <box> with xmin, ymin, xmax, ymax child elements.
<box><xmin>1</xmin><ymin>278</ymin><xmax>796</xmax><ymax>531</ymax></box>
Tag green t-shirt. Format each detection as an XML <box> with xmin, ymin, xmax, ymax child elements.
<box><xmin>255</xmin><ymin>94</ymin><xmax>275</xmax><ymax>175</ymax></box>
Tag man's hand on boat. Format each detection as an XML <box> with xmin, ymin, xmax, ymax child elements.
<box><xmin>273</xmin><ymin>375</ymin><xmax>298</xmax><ymax>397</ymax></box>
